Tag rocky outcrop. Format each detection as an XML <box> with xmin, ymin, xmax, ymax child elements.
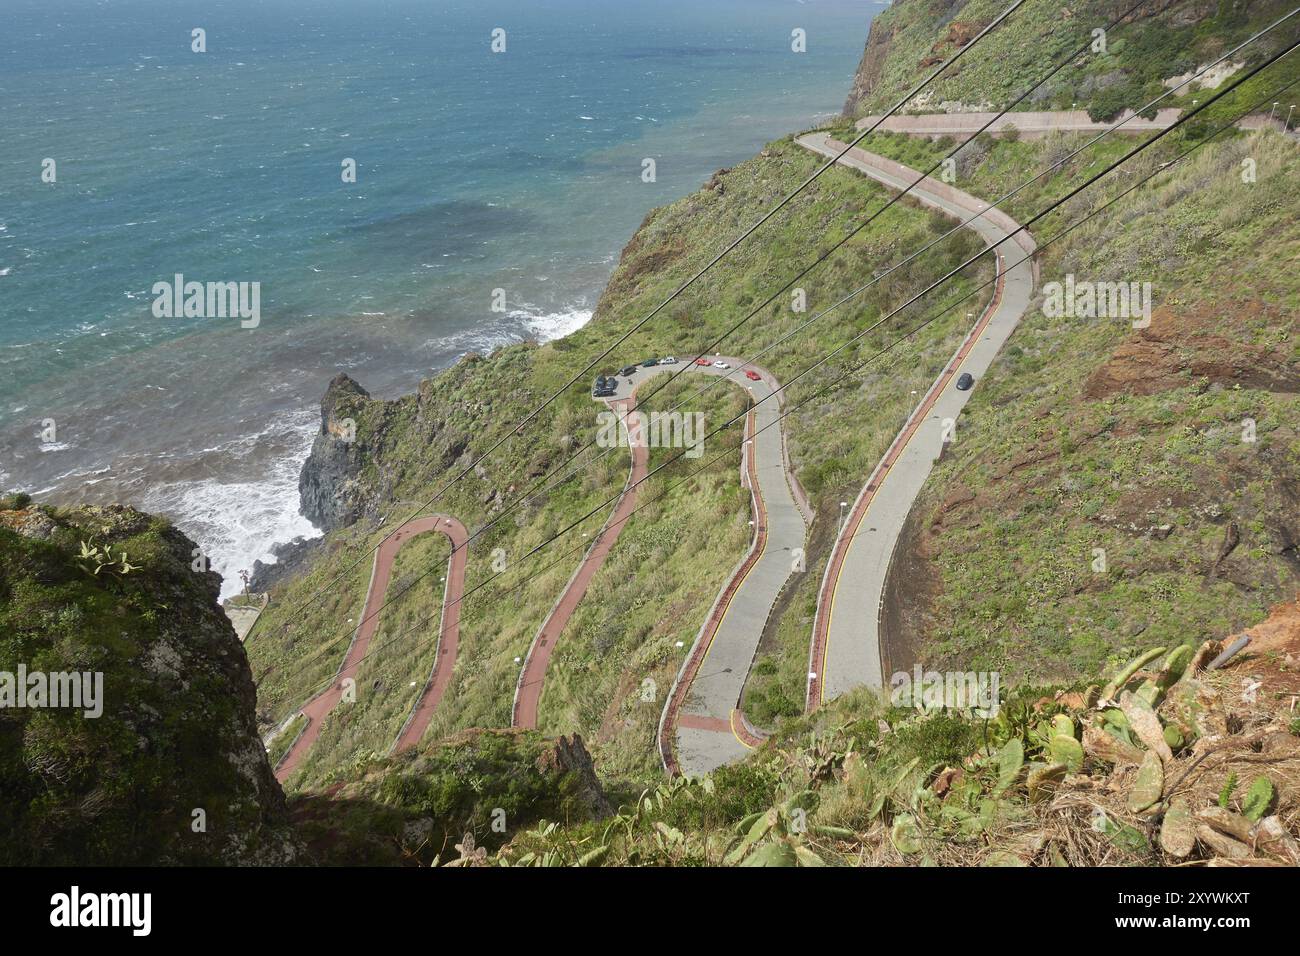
<box><xmin>843</xmin><ymin>7</ymin><xmax>904</xmax><ymax>117</ymax></box>
<box><xmin>247</xmin><ymin>534</ymin><xmax>326</xmax><ymax>593</ymax></box>
<box><xmin>535</xmin><ymin>733</ymin><xmax>613</xmax><ymax>819</ymax></box>
<box><xmin>0</xmin><ymin>503</ymin><xmax>303</xmax><ymax>865</ymax></box>
<box><xmin>298</xmin><ymin>373</ymin><xmax>374</xmax><ymax>532</ymax></box>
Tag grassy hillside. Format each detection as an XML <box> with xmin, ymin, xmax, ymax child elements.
<box><xmin>246</xmin><ymin>135</ymin><xmax>992</xmax><ymax>789</ymax></box>
<box><xmin>314</xmin><ymin>610</ymin><xmax>1300</xmax><ymax>867</ymax></box>
<box><xmin>844</xmin><ymin>0</ymin><xmax>1295</xmax><ymax>121</ymax></box>
<box><xmin>870</xmin><ymin>120</ymin><xmax>1300</xmax><ymax>685</ymax></box>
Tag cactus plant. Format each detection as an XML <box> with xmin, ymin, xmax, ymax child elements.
<box><xmin>1158</xmin><ymin>644</ymin><xmax>1194</xmax><ymax>686</ymax></box>
<box><xmin>1100</xmin><ymin>707</ymin><xmax>1137</xmax><ymax>748</ymax></box>
<box><xmin>1119</xmin><ymin>692</ymin><xmax>1172</xmax><ymax>761</ymax></box>
<box><xmin>1049</xmin><ymin>734</ymin><xmax>1085</xmax><ymax>773</ymax></box>
<box><xmin>1093</xmin><ymin>811</ymin><xmax>1150</xmax><ymax>854</ymax></box>
<box><xmin>1102</xmin><ymin>647</ymin><xmax>1166</xmax><ymax>700</ymax></box>
<box><xmin>1050</xmin><ymin>714</ymin><xmax>1075</xmax><ymax>740</ymax></box>
<box><xmin>1159</xmin><ymin>799</ymin><xmax>1195</xmax><ymax>858</ymax></box>
<box><xmin>995</xmin><ymin>737</ymin><xmax>1024</xmax><ymax>793</ymax></box>
<box><xmin>1241</xmin><ymin>776</ymin><xmax>1276</xmax><ymax>823</ymax></box>
<box><xmin>1128</xmin><ymin>750</ymin><xmax>1164</xmax><ymax>813</ymax></box>
<box><xmin>1162</xmin><ymin>723</ymin><xmax>1184</xmax><ymax>752</ymax></box>
<box><xmin>1027</xmin><ymin>762</ymin><xmax>1067</xmax><ymax>802</ymax></box>
<box><xmin>891</xmin><ymin>814</ymin><xmax>924</xmax><ymax>855</ymax></box>
<box><xmin>741</xmin><ymin>841</ymin><xmax>798</xmax><ymax>867</ymax></box>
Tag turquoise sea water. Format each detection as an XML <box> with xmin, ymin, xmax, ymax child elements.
<box><xmin>0</xmin><ymin>0</ymin><xmax>876</xmax><ymax>593</ymax></box>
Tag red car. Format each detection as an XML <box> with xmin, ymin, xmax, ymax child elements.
<box><xmin>694</xmin><ymin>358</ymin><xmax>712</xmax><ymax>367</ymax></box>
<box><xmin>745</xmin><ymin>370</ymin><xmax>761</xmax><ymax>381</ymax></box>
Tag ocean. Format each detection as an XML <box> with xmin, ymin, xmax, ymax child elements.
<box><xmin>0</xmin><ymin>0</ymin><xmax>876</xmax><ymax>597</ymax></box>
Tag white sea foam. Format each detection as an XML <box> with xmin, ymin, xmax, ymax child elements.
<box><xmin>141</xmin><ymin>412</ymin><xmax>322</xmax><ymax>600</ymax></box>
<box><xmin>510</xmin><ymin>305</ymin><xmax>593</xmax><ymax>343</ymax></box>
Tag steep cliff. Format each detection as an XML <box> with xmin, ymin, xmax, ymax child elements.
<box><xmin>0</xmin><ymin>498</ymin><xmax>302</xmax><ymax>864</ymax></box>
<box><xmin>842</xmin><ymin>0</ymin><xmax>1280</xmax><ymax>121</ymax></box>
<box><xmin>298</xmin><ymin>373</ymin><xmax>379</xmax><ymax>531</ymax></box>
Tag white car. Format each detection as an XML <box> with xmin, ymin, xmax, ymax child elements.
<box><xmin>714</xmin><ymin>361</ymin><xmax>730</xmax><ymax>370</ymax></box>
<box><xmin>660</xmin><ymin>356</ymin><xmax>677</xmax><ymax>365</ymax></box>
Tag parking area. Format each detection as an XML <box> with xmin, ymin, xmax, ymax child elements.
<box><xmin>591</xmin><ymin>354</ymin><xmax>770</xmax><ymax>405</ymax></box>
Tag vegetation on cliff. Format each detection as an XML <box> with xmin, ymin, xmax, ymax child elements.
<box><xmin>0</xmin><ymin>499</ymin><xmax>300</xmax><ymax>864</ymax></box>
<box><xmin>362</xmin><ymin>607</ymin><xmax>1300</xmax><ymax>867</ymax></box>
<box><xmin>247</xmin><ymin>135</ymin><xmax>990</xmax><ymax>788</ymax></box>
<box><xmin>843</xmin><ymin>0</ymin><xmax>1295</xmax><ymax>122</ymax></box>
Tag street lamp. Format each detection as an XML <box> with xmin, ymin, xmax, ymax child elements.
<box><xmin>839</xmin><ymin>501</ymin><xmax>849</xmax><ymax>535</ymax></box>
<box><xmin>1288</xmin><ymin>104</ymin><xmax>1296</xmax><ymax>133</ymax></box>
<box><xmin>1270</xmin><ymin>101</ymin><xmax>1280</xmax><ymax>124</ymax></box>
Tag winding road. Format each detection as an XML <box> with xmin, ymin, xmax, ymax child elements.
<box><xmin>275</xmin><ymin>513</ymin><xmax>468</xmax><ymax>781</ymax></box>
<box><xmin>797</xmin><ymin>132</ymin><xmax>1037</xmax><ymax>708</ymax></box>
<box><xmin>512</xmin><ymin>398</ymin><xmax>648</xmax><ymax>730</ymax></box>
<box><xmin>855</xmin><ymin>107</ymin><xmax>1182</xmax><ymax>139</ymax></box>
<box><xmin>652</xmin><ymin>361</ymin><xmax>809</xmax><ymax>777</ymax></box>
<box><xmin>855</xmin><ymin>107</ymin><xmax>1293</xmax><ymax>141</ymax></box>
<box><xmin>514</xmin><ymin>359</ymin><xmax>808</xmax><ymax>759</ymax></box>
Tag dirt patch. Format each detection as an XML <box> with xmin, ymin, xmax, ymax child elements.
<box><xmin>1085</xmin><ymin>301</ymin><xmax>1300</xmax><ymax>400</ymax></box>
<box><xmin>880</xmin><ymin>506</ymin><xmax>940</xmax><ymax>677</ymax></box>
<box><xmin>1235</xmin><ymin>595</ymin><xmax>1300</xmax><ymax>704</ymax></box>
<box><xmin>594</xmin><ymin>670</ymin><xmax>639</xmax><ymax>746</ymax></box>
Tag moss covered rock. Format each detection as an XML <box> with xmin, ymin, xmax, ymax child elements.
<box><xmin>0</xmin><ymin>502</ymin><xmax>301</xmax><ymax>864</ymax></box>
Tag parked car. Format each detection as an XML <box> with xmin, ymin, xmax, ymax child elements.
<box><xmin>642</xmin><ymin>358</ymin><xmax>659</xmax><ymax>367</ymax></box>
<box><xmin>714</xmin><ymin>361</ymin><xmax>731</xmax><ymax>370</ymax></box>
<box><xmin>660</xmin><ymin>356</ymin><xmax>677</xmax><ymax>365</ymax></box>
<box><xmin>620</xmin><ymin>366</ymin><xmax>638</xmax><ymax>377</ymax></box>
<box><xmin>955</xmin><ymin>372</ymin><xmax>975</xmax><ymax>391</ymax></box>
<box><xmin>594</xmin><ymin>385</ymin><xmax>616</xmax><ymax>398</ymax></box>
<box><xmin>694</xmin><ymin>358</ymin><xmax>712</xmax><ymax>367</ymax></box>
<box><xmin>745</xmin><ymin>370</ymin><xmax>761</xmax><ymax>381</ymax></box>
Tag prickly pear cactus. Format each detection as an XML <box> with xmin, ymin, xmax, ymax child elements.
<box><xmin>1049</xmin><ymin>734</ymin><xmax>1085</xmax><ymax>773</ymax></box>
<box><xmin>1027</xmin><ymin>762</ymin><xmax>1067</xmax><ymax>803</ymax></box>
<box><xmin>996</xmin><ymin>737</ymin><xmax>1024</xmax><ymax>793</ymax></box>
<box><xmin>1128</xmin><ymin>750</ymin><xmax>1164</xmax><ymax>813</ymax></box>
<box><xmin>1102</xmin><ymin>647</ymin><xmax>1166</xmax><ymax>701</ymax></box>
<box><xmin>1159</xmin><ymin>799</ymin><xmax>1195</xmax><ymax>858</ymax></box>
<box><xmin>1242</xmin><ymin>777</ymin><xmax>1276</xmax><ymax>823</ymax></box>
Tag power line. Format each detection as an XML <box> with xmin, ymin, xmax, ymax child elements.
<box><xmin>270</xmin><ymin>41</ymin><xmax>1298</xmax><ymax>738</ymax></box>
<box><xmin>270</xmin><ymin>0</ymin><xmax>1167</xmax><ymax>679</ymax></box>
<box><xmin>269</xmin><ymin>0</ymin><xmax>1033</xmax><ymax>629</ymax></box>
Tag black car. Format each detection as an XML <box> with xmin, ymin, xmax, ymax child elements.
<box><xmin>641</xmin><ymin>358</ymin><xmax>659</xmax><ymax>368</ymax></box>
<box><xmin>620</xmin><ymin>366</ymin><xmax>637</xmax><ymax>377</ymax></box>
<box><xmin>593</xmin><ymin>385</ymin><xmax>616</xmax><ymax>398</ymax></box>
<box><xmin>955</xmin><ymin>372</ymin><xmax>975</xmax><ymax>391</ymax></box>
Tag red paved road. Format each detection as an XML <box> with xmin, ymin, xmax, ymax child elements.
<box><xmin>275</xmin><ymin>514</ymin><xmax>468</xmax><ymax>780</ymax></box>
<box><xmin>512</xmin><ymin>399</ymin><xmax>647</xmax><ymax>729</ymax></box>
<box><xmin>392</xmin><ymin>516</ymin><xmax>469</xmax><ymax>751</ymax></box>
